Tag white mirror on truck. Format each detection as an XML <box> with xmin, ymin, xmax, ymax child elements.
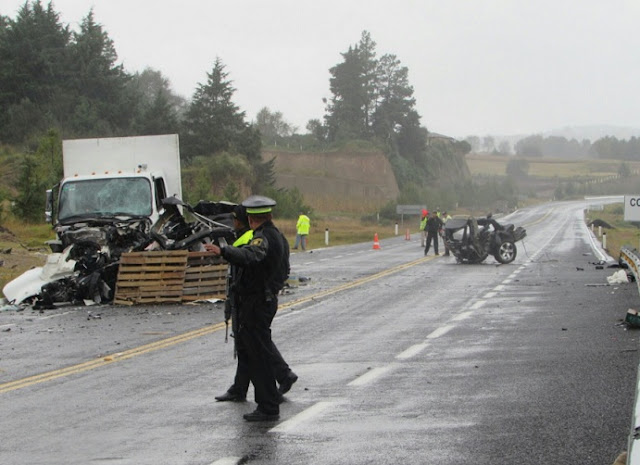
<box><xmin>45</xmin><ymin>189</ymin><xmax>53</xmax><ymax>223</ymax></box>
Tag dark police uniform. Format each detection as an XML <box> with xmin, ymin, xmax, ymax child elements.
<box><xmin>424</xmin><ymin>212</ymin><xmax>444</xmax><ymax>256</ymax></box>
<box><xmin>218</xmin><ymin>196</ymin><xmax>289</xmax><ymax>421</ymax></box>
<box><xmin>216</xmin><ymin>207</ymin><xmax>297</xmax><ymax>403</ymax></box>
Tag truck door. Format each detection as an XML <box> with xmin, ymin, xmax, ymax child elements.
<box><xmin>154</xmin><ymin>177</ymin><xmax>168</xmax><ymax>211</ymax></box>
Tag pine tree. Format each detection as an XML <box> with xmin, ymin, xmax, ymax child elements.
<box><xmin>0</xmin><ymin>1</ymin><xmax>71</xmax><ymax>142</ymax></box>
<box><xmin>67</xmin><ymin>9</ymin><xmax>131</xmax><ymax>136</ymax></box>
<box><xmin>181</xmin><ymin>58</ymin><xmax>249</xmax><ymax>161</ymax></box>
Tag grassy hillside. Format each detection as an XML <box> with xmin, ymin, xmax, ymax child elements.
<box><xmin>466</xmin><ymin>154</ymin><xmax>640</xmax><ymax>178</ymax></box>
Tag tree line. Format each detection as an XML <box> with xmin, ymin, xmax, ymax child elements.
<box><xmin>465</xmin><ymin>134</ymin><xmax>640</xmax><ymax>160</ymax></box>
<box><xmin>0</xmin><ymin>1</ymin><xmax>303</xmax><ymax>221</ymax></box>
<box><xmin>1</xmin><ymin>2</ymin><xmax>516</xmax><ymax>221</ymax></box>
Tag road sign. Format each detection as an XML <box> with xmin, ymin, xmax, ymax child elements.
<box><xmin>624</xmin><ymin>196</ymin><xmax>640</xmax><ymax>222</ymax></box>
<box><xmin>396</xmin><ymin>205</ymin><xmax>426</xmax><ymax>215</ymax></box>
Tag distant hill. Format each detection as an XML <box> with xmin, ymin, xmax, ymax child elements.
<box><xmin>493</xmin><ymin>125</ymin><xmax>640</xmax><ymax>148</ymax></box>
<box><xmin>543</xmin><ymin>125</ymin><xmax>640</xmax><ymax>142</ymax></box>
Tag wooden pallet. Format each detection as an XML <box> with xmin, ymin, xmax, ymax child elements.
<box><xmin>114</xmin><ymin>251</ymin><xmax>188</xmax><ymax>305</ymax></box>
<box><xmin>182</xmin><ymin>252</ymin><xmax>228</xmax><ymax>301</ymax></box>
<box><xmin>113</xmin><ymin>251</ymin><xmax>228</xmax><ymax>305</ymax></box>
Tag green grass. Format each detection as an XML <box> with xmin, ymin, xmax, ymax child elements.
<box><xmin>466</xmin><ymin>154</ymin><xmax>640</xmax><ymax>179</ymax></box>
<box><xmin>585</xmin><ymin>203</ymin><xmax>639</xmax><ymax>260</ymax></box>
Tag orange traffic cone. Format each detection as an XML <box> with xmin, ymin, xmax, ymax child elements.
<box><xmin>373</xmin><ymin>233</ymin><xmax>381</xmax><ymax>250</ymax></box>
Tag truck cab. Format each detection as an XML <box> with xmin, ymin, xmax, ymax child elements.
<box><xmin>44</xmin><ymin>134</ymin><xmax>181</xmax><ymax>252</ymax></box>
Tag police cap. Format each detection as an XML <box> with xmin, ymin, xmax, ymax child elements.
<box><xmin>242</xmin><ymin>195</ymin><xmax>276</xmax><ymax>214</ymax></box>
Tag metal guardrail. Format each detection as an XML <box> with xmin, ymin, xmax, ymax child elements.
<box><xmin>619</xmin><ymin>246</ymin><xmax>640</xmax><ymax>465</ymax></box>
<box><xmin>620</xmin><ymin>246</ymin><xmax>640</xmax><ymax>299</ymax></box>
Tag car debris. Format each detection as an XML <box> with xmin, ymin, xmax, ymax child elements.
<box><xmin>607</xmin><ymin>270</ymin><xmax>629</xmax><ymax>285</ymax></box>
<box><xmin>442</xmin><ymin>213</ymin><xmax>527</xmax><ymax>264</ymax></box>
<box><xmin>625</xmin><ymin>309</ymin><xmax>640</xmax><ymax>328</ymax></box>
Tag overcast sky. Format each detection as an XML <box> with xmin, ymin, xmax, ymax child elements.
<box><xmin>1</xmin><ymin>0</ymin><xmax>639</xmax><ymax>139</ymax></box>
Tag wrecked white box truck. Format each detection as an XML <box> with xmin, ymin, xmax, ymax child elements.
<box><xmin>50</xmin><ymin>133</ymin><xmax>182</xmax><ymax>232</ymax></box>
<box><xmin>3</xmin><ymin>134</ymin><xmax>183</xmax><ymax>306</ymax></box>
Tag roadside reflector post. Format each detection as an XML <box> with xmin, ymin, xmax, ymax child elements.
<box><xmin>325</xmin><ymin>228</ymin><xmax>329</xmax><ymax>246</ymax></box>
<box><xmin>598</xmin><ymin>225</ymin><xmax>602</xmax><ymax>237</ymax></box>
<box><xmin>603</xmin><ymin>232</ymin><xmax>607</xmax><ymax>249</ymax></box>
<box><xmin>395</xmin><ymin>222</ymin><xmax>398</xmax><ymax>236</ymax></box>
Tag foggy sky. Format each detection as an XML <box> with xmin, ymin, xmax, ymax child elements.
<box><xmin>1</xmin><ymin>0</ymin><xmax>639</xmax><ymax>139</ymax></box>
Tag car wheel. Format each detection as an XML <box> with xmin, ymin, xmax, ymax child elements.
<box><xmin>495</xmin><ymin>241</ymin><xmax>517</xmax><ymax>264</ymax></box>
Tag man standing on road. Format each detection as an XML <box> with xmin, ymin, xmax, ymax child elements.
<box><xmin>212</xmin><ymin>205</ymin><xmax>297</xmax><ymax>406</ymax></box>
<box><xmin>441</xmin><ymin>210</ymin><xmax>452</xmax><ymax>256</ymax></box>
<box><xmin>424</xmin><ymin>210</ymin><xmax>444</xmax><ymax>256</ymax></box>
<box><xmin>293</xmin><ymin>211</ymin><xmax>310</xmax><ymax>250</ymax></box>
<box><xmin>205</xmin><ymin>195</ymin><xmax>294</xmax><ymax>421</ymax></box>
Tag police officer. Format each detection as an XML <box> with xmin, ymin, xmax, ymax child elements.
<box><xmin>213</xmin><ymin>204</ymin><xmax>297</xmax><ymax>405</ymax></box>
<box><xmin>205</xmin><ymin>196</ymin><xmax>290</xmax><ymax>421</ymax></box>
<box><xmin>424</xmin><ymin>210</ymin><xmax>444</xmax><ymax>256</ymax></box>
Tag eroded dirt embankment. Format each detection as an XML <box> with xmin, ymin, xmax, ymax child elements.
<box><xmin>264</xmin><ymin>150</ymin><xmax>399</xmax><ymax>211</ymax></box>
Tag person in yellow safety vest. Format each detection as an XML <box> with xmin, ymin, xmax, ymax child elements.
<box><xmin>293</xmin><ymin>211</ymin><xmax>310</xmax><ymax>250</ymax></box>
<box><xmin>419</xmin><ymin>209</ymin><xmax>428</xmax><ymax>247</ymax></box>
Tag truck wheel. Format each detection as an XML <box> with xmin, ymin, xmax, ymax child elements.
<box><xmin>495</xmin><ymin>241</ymin><xmax>517</xmax><ymax>264</ymax></box>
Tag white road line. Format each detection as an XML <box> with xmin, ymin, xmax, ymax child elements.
<box><xmin>483</xmin><ymin>291</ymin><xmax>497</xmax><ymax>299</ymax></box>
<box><xmin>493</xmin><ymin>284</ymin><xmax>505</xmax><ymax>291</ymax></box>
<box><xmin>470</xmin><ymin>300</ymin><xmax>486</xmax><ymax>310</ymax></box>
<box><xmin>270</xmin><ymin>401</ymin><xmax>335</xmax><ymax>434</ymax></box>
<box><xmin>39</xmin><ymin>311</ymin><xmax>74</xmax><ymax>320</ymax></box>
<box><xmin>348</xmin><ymin>365</ymin><xmax>394</xmax><ymax>386</ymax></box>
<box><xmin>502</xmin><ymin>279</ymin><xmax>512</xmax><ymax>284</ymax></box>
<box><xmin>209</xmin><ymin>458</ymin><xmax>241</xmax><ymax>465</ymax></box>
<box><xmin>396</xmin><ymin>342</ymin><xmax>429</xmax><ymax>360</ymax></box>
<box><xmin>450</xmin><ymin>311</ymin><xmax>473</xmax><ymax>322</ymax></box>
<box><xmin>426</xmin><ymin>324</ymin><xmax>454</xmax><ymax>340</ymax></box>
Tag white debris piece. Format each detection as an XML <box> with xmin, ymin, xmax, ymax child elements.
<box><xmin>607</xmin><ymin>269</ymin><xmax>629</xmax><ymax>284</ymax></box>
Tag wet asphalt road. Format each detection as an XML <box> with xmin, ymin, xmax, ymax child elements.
<box><xmin>0</xmin><ymin>199</ymin><xmax>638</xmax><ymax>465</ymax></box>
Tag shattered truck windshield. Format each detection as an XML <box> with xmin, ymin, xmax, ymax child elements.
<box><xmin>58</xmin><ymin>177</ymin><xmax>152</xmax><ymax>222</ymax></box>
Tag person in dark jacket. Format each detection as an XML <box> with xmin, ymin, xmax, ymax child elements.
<box><xmin>205</xmin><ymin>195</ymin><xmax>293</xmax><ymax>421</ymax></box>
<box><xmin>424</xmin><ymin>210</ymin><xmax>444</xmax><ymax>256</ymax></box>
<box><xmin>213</xmin><ymin>205</ymin><xmax>297</xmax><ymax>405</ymax></box>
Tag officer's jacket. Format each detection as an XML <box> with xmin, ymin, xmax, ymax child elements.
<box><xmin>221</xmin><ymin>220</ymin><xmax>286</xmax><ymax>297</ymax></box>
<box><xmin>425</xmin><ymin>216</ymin><xmax>443</xmax><ymax>233</ymax></box>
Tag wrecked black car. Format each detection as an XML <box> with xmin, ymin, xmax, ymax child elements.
<box><xmin>442</xmin><ymin>214</ymin><xmax>526</xmax><ymax>264</ymax></box>
<box><xmin>2</xmin><ymin>198</ymin><xmax>235</xmax><ymax>308</ymax></box>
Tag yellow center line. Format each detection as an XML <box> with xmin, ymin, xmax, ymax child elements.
<box><xmin>0</xmin><ymin>255</ymin><xmax>434</xmax><ymax>394</ymax></box>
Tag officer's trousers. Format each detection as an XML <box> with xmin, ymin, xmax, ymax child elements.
<box><xmin>229</xmin><ymin>339</ymin><xmax>291</xmax><ymax>396</ymax></box>
<box><xmin>424</xmin><ymin>231</ymin><xmax>439</xmax><ymax>255</ymax></box>
<box><xmin>236</xmin><ymin>298</ymin><xmax>280</xmax><ymax>415</ymax></box>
